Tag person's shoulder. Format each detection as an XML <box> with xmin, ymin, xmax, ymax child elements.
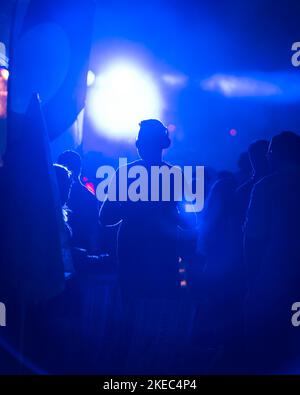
<box><xmin>121</xmin><ymin>160</ymin><xmax>176</xmax><ymax>169</ymax></box>
<box><xmin>161</xmin><ymin>161</ymin><xmax>173</xmax><ymax>168</ymax></box>
<box><xmin>127</xmin><ymin>160</ymin><xmax>174</xmax><ymax>167</ymax></box>
<box><xmin>252</xmin><ymin>173</ymin><xmax>277</xmax><ymax>194</ymax></box>
<box><xmin>236</xmin><ymin>178</ymin><xmax>253</xmax><ymax>193</ymax></box>
<box><xmin>255</xmin><ymin>173</ymin><xmax>276</xmax><ymax>186</ymax></box>
<box><xmin>117</xmin><ymin>159</ymin><xmax>142</xmax><ymax>171</ymax></box>
<box><xmin>69</xmin><ymin>180</ymin><xmax>96</xmax><ymax>208</ymax></box>
<box><xmin>77</xmin><ymin>181</ymin><xmax>96</xmax><ymax>199</ymax></box>
<box><xmin>212</xmin><ymin>177</ymin><xmax>236</xmax><ymax>193</ymax></box>
<box><xmin>128</xmin><ymin>159</ymin><xmax>144</xmax><ymax>168</ymax></box>
<box><xmin>235</xmin><ymin>179</ymin><xmax>254</xmax><ymax>202</ymax></box>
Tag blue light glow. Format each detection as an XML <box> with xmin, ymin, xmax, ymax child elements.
<box><xmin>87</xmin><ymin>60</ymin><xmax>163</xmax><ymax>140</ymax></box>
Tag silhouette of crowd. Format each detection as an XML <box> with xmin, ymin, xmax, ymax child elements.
<box><xmin>49</xmin><ymin>122</ymin><xmax>300</xmax><ymax>374</ymax></box>
<box><xmin>4</xmin><ymin>120</ymin><xmax>300</xmax><ymax>374</ymax></box>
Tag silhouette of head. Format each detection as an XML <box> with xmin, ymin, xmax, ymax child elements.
<box><xmin>57</xmin><ymin>150</ymin><xmax>82</xmax><ymax>179</ymax></box>
<box><xmin>268</xmin><ymin>131</ymin><xmax>300</xmax><ymax>171</ymax></box>
<box><xmin>136</xmin><ymin>119</ymin><xmax>170</xmax><ymax>162</ymax></box>
<box><xmin>54</xmin><ymin>164</ymin><xmax>71</xmax><ymax>205</ymax></box>
<box><xmin>248</xmin><ymin>139</ymin><xmax>269</xmax><ymax>177</ymax></box>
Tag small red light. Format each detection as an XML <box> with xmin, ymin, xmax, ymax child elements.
<box><xmin>229</xmin><ymin>128</ymin><xmax>237</xmax><ymax>136</ymax></box>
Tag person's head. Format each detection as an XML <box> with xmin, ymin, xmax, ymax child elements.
<box><xmin>268</xmin><ymin>131</ymin><xmax>300</xmax><ymax>171</ymax></box>
<box><xmin>57</xmin><ymin>150</ymin><xmax>82</xmax><ymax>180</ymax></box>
<box><xmin>248</xmin><ymin>139</ymin><xmax>269</xmax><ymax>177</ymax></box>
<box><xmin>135</xmin><ymin>119</ymin><xmax>170</xmax><ymax>162</ymax></box>
<box><xmin>53</xmin><ymin>164</ymin><xmax>71</xmax><ymax>205</ymax></box>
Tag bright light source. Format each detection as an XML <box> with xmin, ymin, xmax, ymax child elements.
<box><xmin>87</xmin><ymin>70</ymin><xmax>95</xmax><ymax>86</ymax></box>
<box><xmin>0</xmin><ymin>68</ymin><xmax>9</xmax><ymax>81</ymax></box>
<box><xmin>87</xmin><ymin>61</ymin><xmax>162</xmax><ymax>140</ymax></box>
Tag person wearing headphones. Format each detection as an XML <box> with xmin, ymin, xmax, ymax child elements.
<box><xmin>100</xmin><ymin>119</ymin><xmax>195</xmax><ymax>300</ymax></box>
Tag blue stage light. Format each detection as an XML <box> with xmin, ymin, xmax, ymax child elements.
<box><xmin>86</xmin><ymin>60</ymin><xmax>162</xmax><ymax>140</ymax></box>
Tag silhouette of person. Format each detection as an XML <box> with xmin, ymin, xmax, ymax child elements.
<box><xmin>57</xmin><ymin>150</ymin><xmax>100</xmax><ymax>253</ymax></box>
<box><xmin>53</xmin><ymin>163</ymin><xmax>71</xmax><ymax>207</ymax></box>
<box><xmin>244</xmin><ymin>131</ymin><xmax>300</xmax><ymax>373</ymax></box>
<box><xmin>99</xmin><ymin>119</ymin><xmax>196</xmax><ymax>373</ymax></box>
<box><xmin>54</xmin><ymin>160</ymin><xmax>108</xmax><ymax>275</ymax></box>
<box><xmin>196</xmin><ymin>171</ymin><xmax>243</xmax><ymax>366</ymax></box>
<box><xmin>53</xmin><ymin>163</ymin><xmax>74</xmax><ymax>274</ymax></box>
<box><xmin>235</xmin><ymin>140</ymin><xmax>269</xmax><ymax>228</ymax></box>
<box><xmin>100</xmin><ymin>119</ymin><xmax>196</xmax><ymax>299</ymax></box>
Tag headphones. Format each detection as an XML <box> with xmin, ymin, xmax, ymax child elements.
<box><xmin>136</xmin><ymin>127</ymin><xmax>171</xmax><ymax>150</ymax></box>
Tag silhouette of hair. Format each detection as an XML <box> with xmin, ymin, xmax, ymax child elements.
<box><xmin>136</xmin><ymin>119</ymin><xmax>170</xmax><ymax>149</ymax></box>
<box><xmin>57</xmin><ymin>150</ymin><xmax>82</xmax><ymax>178</ymax></box>
<box><xmin>269</xmin><ymin>131</ymin><xmax>300</xmax><ymax>167</ymax></box>
<box><xmin>53</xmin><ymin>163</ymin><xmax>71</xmax><ymax>205</ymax></box>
